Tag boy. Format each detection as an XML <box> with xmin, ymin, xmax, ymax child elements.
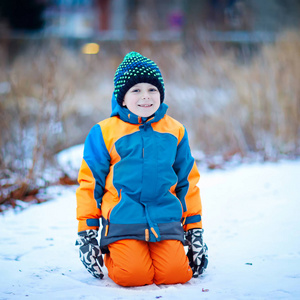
<box><xmin>76</xmin><ymin>52</ymin><xmax>208</xmax><ymax>286</ymax></box>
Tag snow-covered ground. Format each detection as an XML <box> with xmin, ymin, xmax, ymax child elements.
<box><xmin>1</xmin><ymin>149</ymin><xmax>300</xmax><ymax>299</ymax></box>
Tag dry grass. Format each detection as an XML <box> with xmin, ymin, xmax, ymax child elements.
<box><xmin>165</xmin><ymin>30</ymin><xmax>300</xmax><ymax>160</ymax></box>
<box><xmin>226</xmin><ymin>31</ymin><xmax>300</xmax><ymax>158</ymax></box>
<box><xmin>0</xmin><ymin>42</ymin><xmax>83</xmax><ymax>204</ymax></box>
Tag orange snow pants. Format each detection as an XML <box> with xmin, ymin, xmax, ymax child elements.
<box><xmin>104</xmin><ymin>239</ymin><xmax>193</xmax><ymax>287</ymax></box>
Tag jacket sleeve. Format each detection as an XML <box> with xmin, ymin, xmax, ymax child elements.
<box><xmin>173</xmin><ymin>127</ymin><xmax>202</xmax><ymax>231</ymax></box>
<box><xmin>76</xmin><ymin>124</ymin><xmax>111</xmax><ymax>232</ymax></box>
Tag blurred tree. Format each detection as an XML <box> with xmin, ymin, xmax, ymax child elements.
<box><xmin>0</xmin><ymin>0</ymin><xmax>46</xmax><ymax>31</ymax></box>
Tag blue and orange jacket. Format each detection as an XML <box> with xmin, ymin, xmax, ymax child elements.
<box><xmin>76</xmin><ymin>97</ymin><xmax>202</xmax><ymax>252</ymax></box>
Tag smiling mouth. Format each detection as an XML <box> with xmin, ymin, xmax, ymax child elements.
<box><xmin>138</xmin><ymin>104</ymin><xmax>153</xmax><ymax>107</ymax></box>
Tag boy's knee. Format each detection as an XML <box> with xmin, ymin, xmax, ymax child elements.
<box><xmin>154</xmin><ymin>262</ymin><xmax>192</xmax><ymax>285</ymax></box>
<box><xmin>110</xmin><ymin>264</ymin><xmax>154</xmax><ymax>287</ymax></box>
<box><xmin>105</xmin><ymin>240</ymin><xmax>155</xmax><ymax>286</ymax></box>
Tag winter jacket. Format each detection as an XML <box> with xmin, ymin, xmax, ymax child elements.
<box><xmin>76</xmin><ymin>98</ymin><xmax>202</xmax><ymax>252</ymax></box>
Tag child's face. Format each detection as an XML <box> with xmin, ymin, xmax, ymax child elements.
<box><xmin>122</xmin><ymin>83</ymin><xmax>160</xmax><ymax>118</ymax></box>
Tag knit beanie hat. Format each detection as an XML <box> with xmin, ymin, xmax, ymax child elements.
<box><xmin>113</xmin><ymin>52</ymin><xmax>165</xmax><ymax>106</ymax></box>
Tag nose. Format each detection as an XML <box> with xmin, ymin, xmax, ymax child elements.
<box><xmin>141</xmin><ymin>91</ymin><xmax>150</xmax><ymax>99</ymax></box>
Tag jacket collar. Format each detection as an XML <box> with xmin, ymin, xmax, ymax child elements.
<box><xmin>110</xmin><ymin>93</ymin><xmax>168</xmax><ymax>125</ymax></box>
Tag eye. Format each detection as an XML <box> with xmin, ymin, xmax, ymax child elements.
<box><xmin>131</xmin><ymin>89</ymin><xmax>140</xmax><ymax>93</ymax></box>
<box><xmin>149</xmin><ymin>88</ymin><xmax>158</xmax><ymax>92</ymax></box>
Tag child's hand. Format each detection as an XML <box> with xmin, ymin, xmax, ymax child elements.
<box><xmin>185</xmin><ymin>228</ymin><xmax>208</xmax><ymax>277</ymax></box>
<box><xmin>75</xmin><ymin>229</ymin><xmax>104</xmax><ymax>279</ymax></box>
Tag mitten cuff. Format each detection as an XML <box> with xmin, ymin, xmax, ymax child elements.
<box><xmin>76</xmin><ymin>230</ymin><xmax>98</xmax><ymax>246</ymax></box>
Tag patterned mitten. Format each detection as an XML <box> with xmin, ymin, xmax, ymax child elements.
<box><xmin>185</xmin><ymin>228</ymin><xmax>208</xmax><ymax>277</ymax></box>
<box><xmin>75</xmin><ymin>229</ymin><xmax>104</xmax><ymax>279</ymax></box>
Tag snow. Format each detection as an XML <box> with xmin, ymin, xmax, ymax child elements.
<box><xmin>56</xmin><ymin>144</ymin><xmax>84</xmax><ymax>180</ymax></box>
<box><xmin>1</xmin><ymin>146</ymin><xmax>300</xmax><ymax>299</ymax></box>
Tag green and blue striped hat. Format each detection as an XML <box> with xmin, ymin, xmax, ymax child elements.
<box><xmin>114</xmin><ymin>52</ymin><xmax>165</xmax><ymax>106</ymax></box>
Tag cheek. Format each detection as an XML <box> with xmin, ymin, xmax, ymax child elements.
<box><xmin>155</xmin><ymin>96</ymin><xmax>161</xmax><ymax>105</ymax></box>
<box><xmin>125</xmin><ymin>100</ymin><xmax>137</xmax><ymax>110</ymax></box>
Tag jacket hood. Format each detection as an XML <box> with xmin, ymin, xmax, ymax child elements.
<box><xmin>110</xmin><ymin>93</ymin><xmax>168</xmax><ymax>125</ymax></box>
